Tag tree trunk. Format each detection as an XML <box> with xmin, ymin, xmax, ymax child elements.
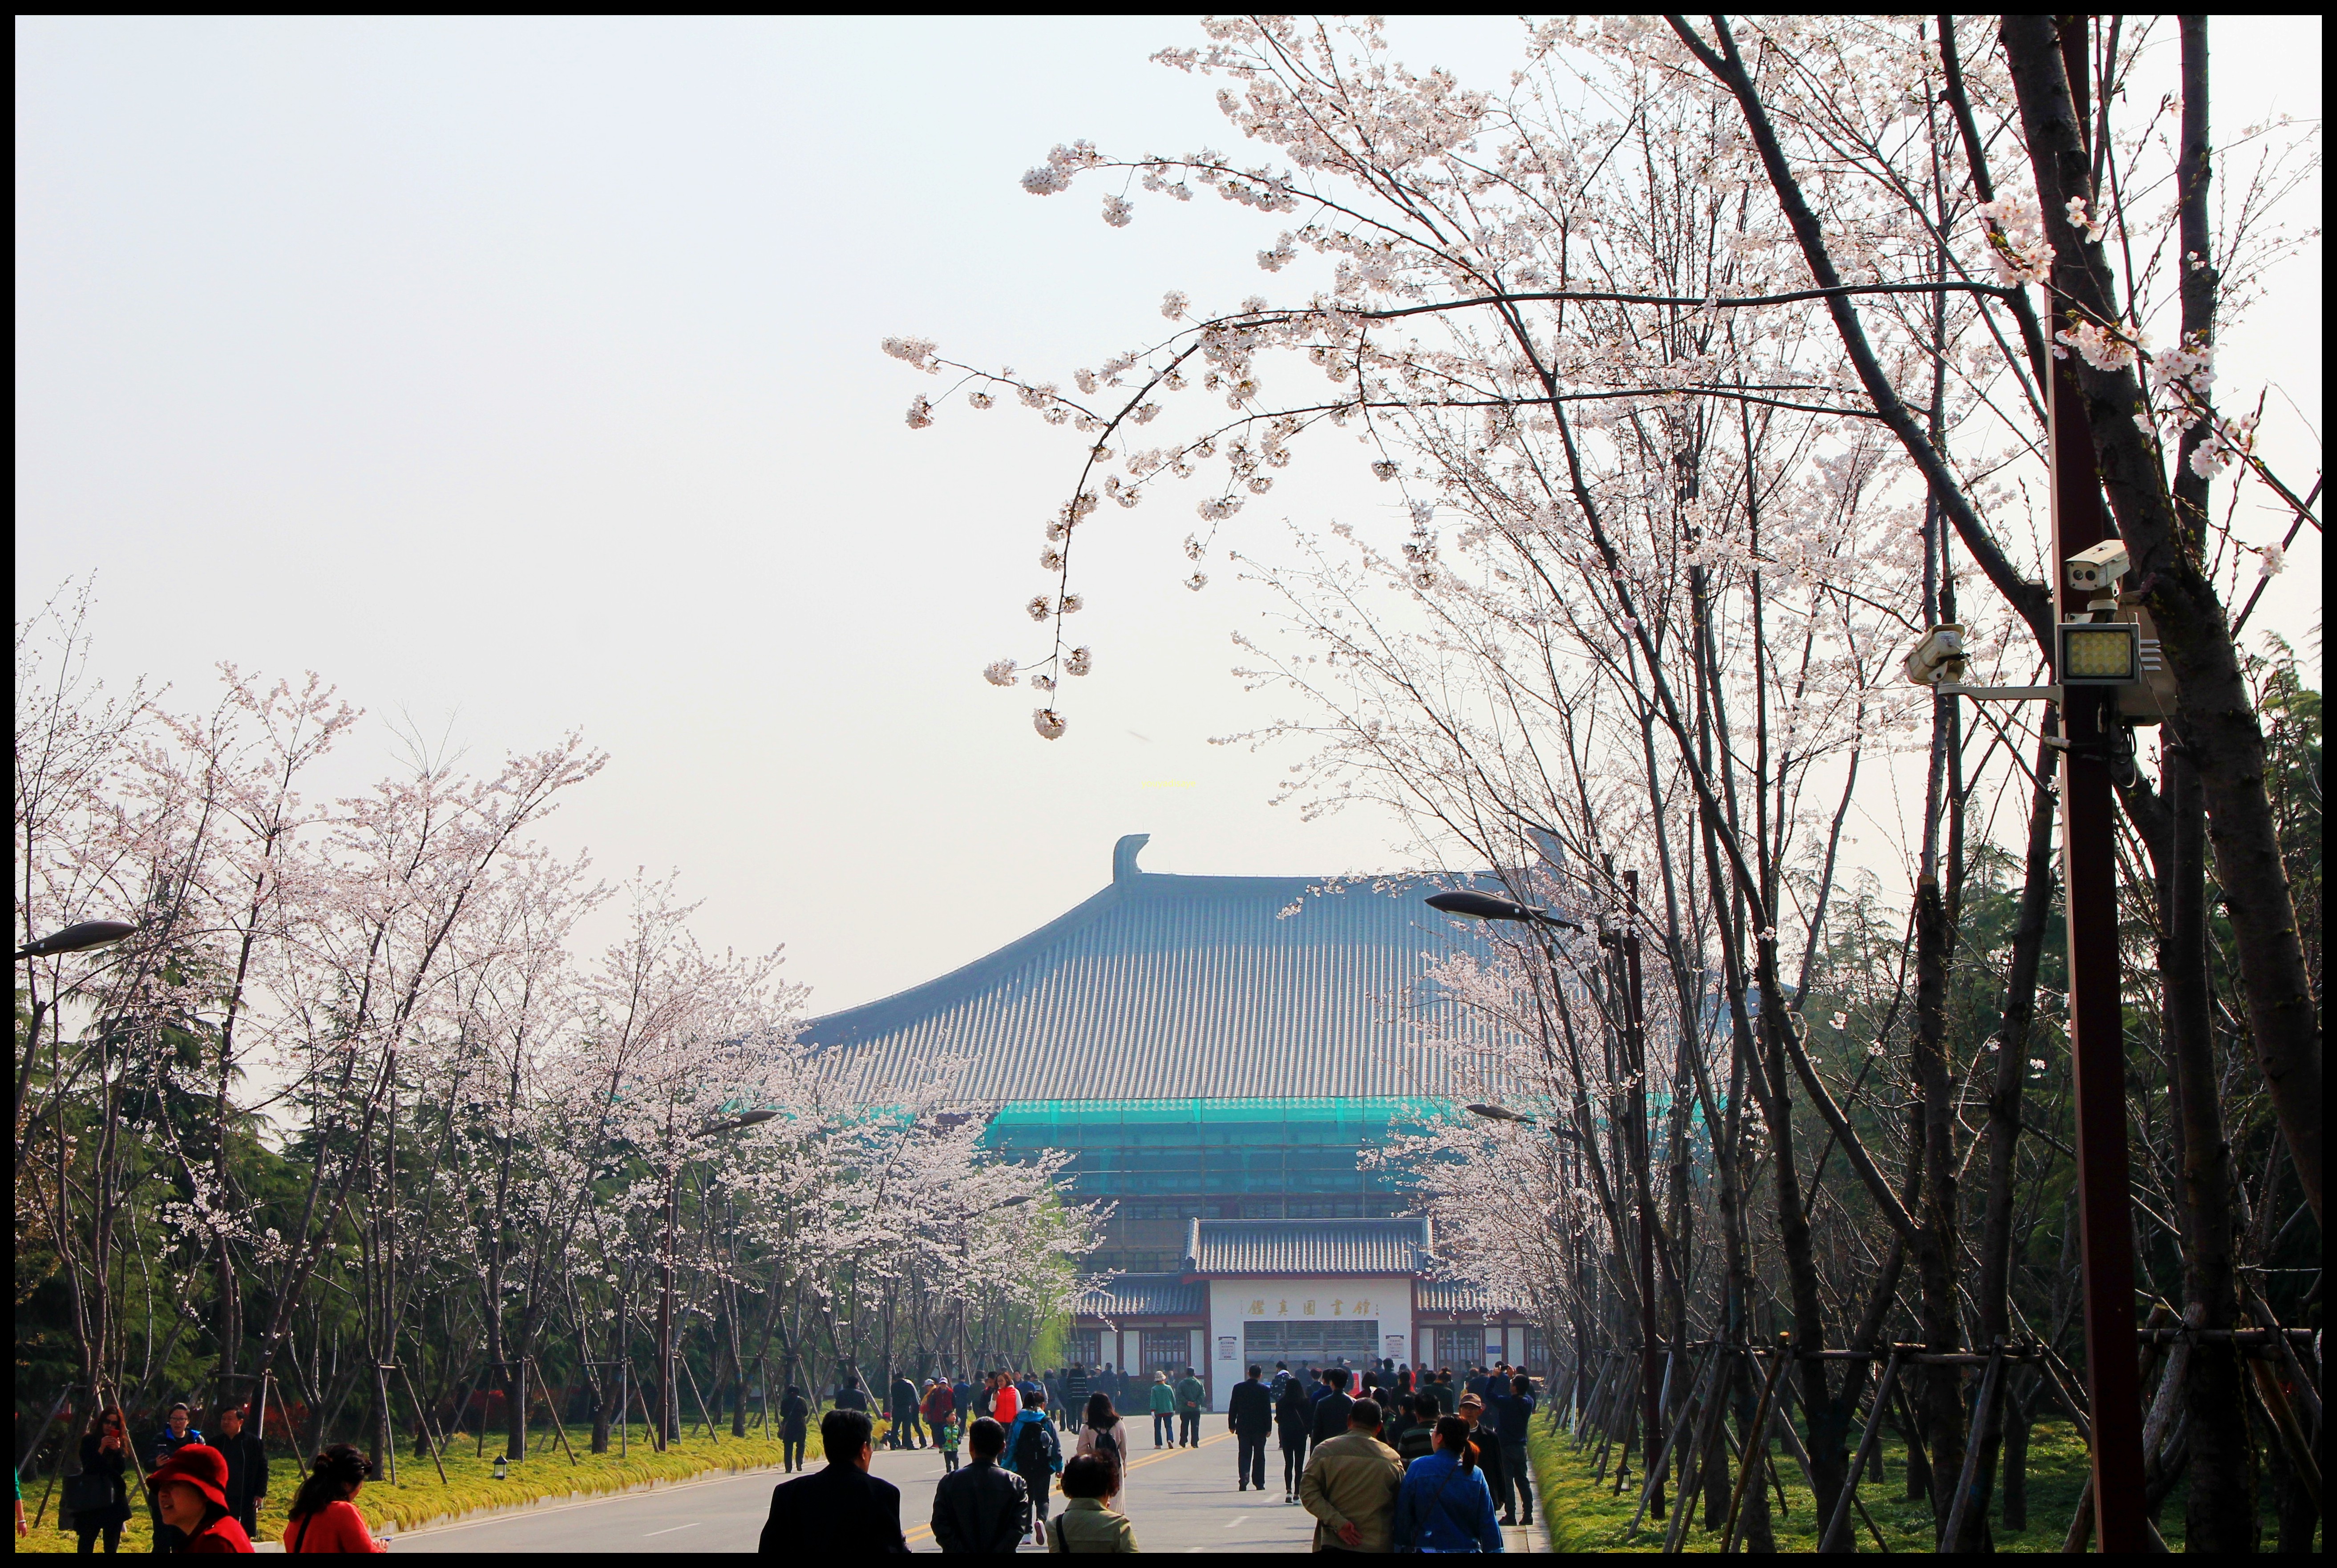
<box><xmin>2162</xmin><ymin>744</ymin><xmax>2260</xmax><ymax>1549</ymax></box>
<box><xmin>1999</xmin><ymin>1386</ymin><xmax>2031</xmax><ymax>1532</ymax></box>
<box><xmin>1910</xmin><ymin>873</ymin><xmax>1968</xmax><ymax>1544</ymax></box>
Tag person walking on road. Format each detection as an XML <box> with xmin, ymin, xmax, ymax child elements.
<box><xmin>1174</xmin><ymin>1368</ymin><xmax>1206</xmax><ymax>1449</ymax></box>
<box><xmin>1395</xmin><ymin>1393</ymin><xmax>1441</xmax><ymax>1465</ymax></box>
<box><xmin>759</xmin><ymin>1409</ymin><xmax>908</xmax><ymax>1555</ymax></box>
<box><xmin>1391</xmin><ymin>1415</ymin><xmax>1504</xmax><ymax>1553</ymax></box>
<box><xmin>1297</xmin><ymin>1398</ymin><xmax>1404</xmax><ymax>1553</ymax></box>
<box><xmin>991</xmin><ymin>1372</ymin><xmax>1022</xmax><ymax>1429</ymax></box>
<box><xmin>69</xmin><ymin>1406</ymin><xmax>134</xmax><ymax>1554</ymax></box>
<box><xmin>951</xmin><ymin>1374</ymin><xmax>976</xmax><ymax>1435</ymax></box>
<box><xmin>1487</xmin><ymin>1374</ymin><xmax>1537</xmax><ymax>1527</ymax></box>
<box><xmin>1007</xmin><ymin>1391</ymin><xmax>1064</xmax><ymax>1544</ymax></box>
<box><xmin>281</xmin><ymin>1444</ymin><xmax>383</xmax><ymax>1554</ymax></box>
<box><xmin>923</xmin><ymin>1379</ymin><xmax>960</xmax><ymax>1473</ymax></box>
<box><xmin>778</xmin><ymin>1385</ymin><xmax>811</xmax><ymax>1473</ymax></box>
<box><xmin>1046</xmin><ymin>1456</ymin><xmax>1137</xmax><ymax>1553</ymax></box>
<box><xmin>1455</xmin><ymin>1393</ymin><xmax>1506</xmax><ymax>1526</ymax></box>
<box><xmin>888</xmin><ymin>1372</ymin><xmax>923</xmax><ymax>1450</ymax></box>
<box><xmin>1071</xmin><ymin>1394</ymin><xmax>1132</xmax><ymax>1512</ymax></box>
<box><xmin>1062</xmin><ymin>1364</ymin><xmax>1091</xmax><ymax>1417</ymax></box>
<box><xmin>1274</xmin><ymin>1376</ymin><xmax>1314</xmax><ymax>1503</ymax></box>
<box><xmin>1226</xmin><ymin>1364</ymin><xmax>1274</xmax><ymax>1492</ymax></box>
<box><xmin>212</xmin><ymin>1404</ymin><xmax>267</xmax><ymax>1543</ymax></box>
<box><xmin>1431</xmin><ymin>1369</ymin><xmax>1458</xmax><ymax>1416</ymax></box>
<box><xmin>1309</xmin><ymin>1367</ymin><xmax>1356</xmax><ymax>1449</ymax></box>
<box><xmin>929</xmin><ymin>1416</ymin><xmax>1029</xmax><ymax>1553</ymax></box>
<box><xmin>1145</xmin><ymin>1372</ymin><xmax>1175</xmax><ymax>1448</ymax></box>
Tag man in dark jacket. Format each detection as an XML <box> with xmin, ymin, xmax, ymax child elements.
<box><xmin>1488</xmin><ymin>1374</ymin><xmax>1537</xmax><ymax>1526</ymax></box>
<box><xmin>146</xmin><ymin>1403</ymin><xmax>204</xmax><ymax>1552</ymax></box>
<box><xmin>213</xmin><ymin>1403</ymin><xmax>267</xmax><ymax>1539</ymax></box>
<box><xmin>1310</xmin><ymin>1367</ymin><xmax>1356</xmax><ymax>1448</ymax></box>
<box><xmin>930</xmin><ymin>1417</ymin><xmax>1029</xmax><ymax>1553</ymax></box>
<box><xmin>778</xmin><ymin>1386</ymin><xmax>811</xmax><ymax>1472</ymax></box>
<box><xmin>889</xmin><ymin>1372</ymin><xmax>922</xmax><ymax>1449</ymax></box>
<box><xmin>1062</xmin><ymin>1364</ymin><xmax>1091</xmax><ymax>1416</ymax></box>
<box><xmin>760</xmin><ymin>1409</ymin><xmax>908</xmax><ymax>1555</ymax></box>
<box><xmin>1227</xmin><ymin>1364</ymin><xmax>1274</xmax><ymax>1492</ymax></box>
<box><xmin>1457</xmin><ymin>1392</ymin><xmax>1506</xmax><ymax>1522</ymax></box>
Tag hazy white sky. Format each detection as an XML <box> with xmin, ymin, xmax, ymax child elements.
<box><xmin>15</xmin><ymin>16</ymin><xmax>2321</xmax><ymax>1014</ymax></box>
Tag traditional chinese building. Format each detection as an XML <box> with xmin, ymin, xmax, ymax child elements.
<box><xmin>800</xmin><ymin>834</ymin><xmax>1535</xmax><ymax>1410</ymax></box>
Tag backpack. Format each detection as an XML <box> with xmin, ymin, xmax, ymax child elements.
<box><xmin>1012</xmin><ymin>1418</ymin><xmax>1049</xmax><ymax>1473</ymax></box>
<box><xmin>1090</xmin><ymin>1423</ymin><xmax>1120</xmax><ymax>1467</ymax></box>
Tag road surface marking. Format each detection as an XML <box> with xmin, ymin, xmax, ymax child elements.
<box><xmin>643</xmin><ymin>1522</ymin><xmax>698</xmax><ymax>1537</ymax></box>
<box><xmin>1225</xmin><ymin>1515</ymin><xmax>1247</xmax><ymax>1528</ymax></box>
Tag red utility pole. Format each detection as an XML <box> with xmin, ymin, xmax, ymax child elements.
<box><xmin>2051</xmin><ymin>343</ymin><xmax>2149</xmax><ymax>1551</ymax></box>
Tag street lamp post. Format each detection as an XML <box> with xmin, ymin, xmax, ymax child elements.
<box><xmin>1432</xmin><ymin>884</ymin><xmax>1662</xmax><ymax>1499</ymax></box>
<box><xmin>15</xmin><ymin>921</ymin><xmax>138</xmax><ymax>1167</ymax></box>
<box><xmin>657</xmin><ymin>1108</ymin><xmax>779</xmax><ymax>1448</ymax></box>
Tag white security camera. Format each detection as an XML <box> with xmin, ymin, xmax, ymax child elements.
<box><xmin>1903</xmin><ymin>624</ymin><xmax>1966</xmax><ymax>687</ymax></box>
<box><xmin>2065</xmin><ymin>540</ymin><xmax>2131</xmax><ymax>594</ymax></box>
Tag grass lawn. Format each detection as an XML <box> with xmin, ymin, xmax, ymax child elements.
<box><xmin>1528</xmin><ymin>1412</ymin><xmax>2193</xmax><ymax>1552</ymax></box>
<box><xmin>20</xmin><ymin>1415</ymin><xmax>857</xmax><ymax>1554</ymax></box>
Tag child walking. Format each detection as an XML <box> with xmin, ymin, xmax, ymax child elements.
<box><xmin>936</xmin><ymin>1410</ymin><xmax>962</xmax><ymax>1473</ymax></box>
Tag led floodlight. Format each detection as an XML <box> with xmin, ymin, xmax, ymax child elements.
<box><xmin>2058</xmin><ymin>621</ymin><xmax>2140</xmax><ymax>685</ymax></box>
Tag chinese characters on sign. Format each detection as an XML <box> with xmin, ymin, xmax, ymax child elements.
<box><xmin>1241</xmin><ymin>1297</ymin><xmax>1378</xmax><ymax>1318</ymax></box>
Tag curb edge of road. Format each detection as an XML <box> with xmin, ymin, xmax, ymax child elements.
<box><xmin>375</xmin><ymin>1455</ymin><xmax>788</xmax><ymax>1541</ymax></box>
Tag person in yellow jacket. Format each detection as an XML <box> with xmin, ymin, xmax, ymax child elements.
<box><xmin>1297</xmin><ymin>1397</ymin><xmax>1404</xmax><ymax>1553</ymax></box>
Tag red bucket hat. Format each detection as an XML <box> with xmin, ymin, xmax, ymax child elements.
<box><xmin>147</xmin><ymin>1443</ymin><xmax>230</xmax><ymax>1511</ymax></box>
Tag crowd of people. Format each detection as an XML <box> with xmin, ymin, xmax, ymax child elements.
<box><xmin>42</xmin><ymin>1398</ymin><xmax>387</xmax><ymax>1555</ymax></box>
<box><xmin>759</xmin><ymin>1357</ymin><xmax>1541</xmax><ymax>1552</ymax></box>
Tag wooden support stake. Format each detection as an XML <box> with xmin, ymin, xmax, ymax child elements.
<box><xmin>1662</xmin><ymin>1349</ymin><xmax>1738</xmax><ymax>1554</ymax></box>
<box><xmin>680</xmin><ymin>1354</ymin><xmax>721</xmax><ymax>1445</ymax></box>
<box><xmin>632</xmin><ymin>1364</ymin><xmax>664</xmax><ymax>1452</ymax></box>
<box><xmin>1719</xmin><ymin>1340</ymin><xmax>1791</xmax><ymax>1555</ymax></box>
<box><xmin>530</xmin><ymin>1358</ymin><xmax>581</xmax><ymax>1467</ymax></box>
<box><xmin>396</xmin><ymin>1363</ymin><xmax>449</xmax><ymax>1486</ymax></box>
<box><xmin>1942</xmin><ymin>1343</ymin><xmax>2006</xmax><ymax>1550</ymax></box>
<box><xmin>1819</xmin><ymin>1348</ymin><xmax>1901</xmax><ymax>1553</ymax></box>
<box><xmin>1629</xmin><ymin>1347</ymin><xmax>1718</xmax><ymax>1539</ymax></box>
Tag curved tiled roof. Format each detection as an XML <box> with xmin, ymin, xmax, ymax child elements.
<box><xmin>1414</xmin><ymin>1280</ymin><xmax>1492</xmax><ymax>1314</ymax></box>
<box><xmin>800</xmin><ymin>836</ymin><xmax>1505</xmax><ymax>1101</ymax></box>
<box><xmin>1186</xmin><ymin>1218</ymin><xmax>1432</xmax><ymax>1276</ymax></box>
<box><xmin>1075</xmin><ymin>1274</ymin><xmax>1206</xmax><ymax>1319</ymax></box>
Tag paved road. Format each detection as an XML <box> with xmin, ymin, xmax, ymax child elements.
<box><xmin>394</xmin><ymin>1427</ymin><xmax>1546</xmax><ymax>1553</ymax></box>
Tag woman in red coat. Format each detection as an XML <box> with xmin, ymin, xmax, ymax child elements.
<box><xmin>281</xmin><ymin>1445</ymin><xmax>386</xmax><ymax>1553</ymax></box>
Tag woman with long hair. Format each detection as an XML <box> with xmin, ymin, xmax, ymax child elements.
<box><xmin>1273</xmin><ymin>1376</ymin><xmax>1313</xmax><ymax>1503</ymax></box>
<box><xmin>281</xmin><ymin>1445</ymin><xmax>383</xmax><ymax>1554</ymax></box>
<box><xmin>1391</xmin><ymin>1414</ymin><xmax>1502</xmax><ymax>1553</ymax></box>
<box><xmin>1071</xmin><ymin>1393</ymin><xmax>1131</xmax><ymax>1510</ymax></box>
<box><xmin>70</xmin><ymin>1406</ymin><xmax>134</xmax><ymax>1554</ymax></box>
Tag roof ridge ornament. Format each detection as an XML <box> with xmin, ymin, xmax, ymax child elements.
<box><xmin>1113</xmin><ymin>832</ymin><xmax>1152</xmax><ymax>884</ymax></box>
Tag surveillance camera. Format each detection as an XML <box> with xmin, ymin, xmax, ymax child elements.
<box><xmin>2065</xmin><ymin>541</ymin><xmax>2131</xmax><ymax>594</ymax></box>
<box><xmin>1903</xmin><ymin>624</ymin><xmax>1966</xmax><ymax>687</ymax></box>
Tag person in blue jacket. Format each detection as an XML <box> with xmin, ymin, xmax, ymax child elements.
<box><xmin>1392</xmin><ymin>1415</ymin><xmax>1504</xmax><ymax>1553</ymax></box>
<box><xmin>1005</xmin><ymin>1390</ymin><xmax>1064</xmax><ymax>1545</ymax></box>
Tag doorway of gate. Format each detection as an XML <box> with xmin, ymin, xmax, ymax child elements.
<box><xmin>1244</xmin><ymin>1319</ymin><xmax>1380</xmax><ymax>1366</ymax></box>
